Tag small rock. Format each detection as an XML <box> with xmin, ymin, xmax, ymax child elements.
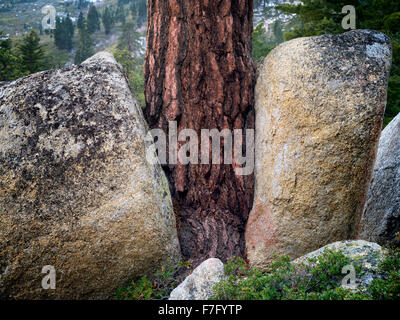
<box><xmin>169</xmin><ymin>258</ymin><xmax>225</xmax><ymax>300</ymax></box>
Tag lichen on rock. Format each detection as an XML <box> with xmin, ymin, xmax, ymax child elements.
<box><xmin>360</xmin><ymin>112</ymin><xmax>400</xmax><ymax>246</ymax></box>
<box><xmin>0</xmin><ymin>52</ymin><xmax>181</xmax><ymax>299</ymax></box>
<box><xmin>246</xmin><ymin>30</ymin><xmax>392</xmax><ymax>268</ymax></box>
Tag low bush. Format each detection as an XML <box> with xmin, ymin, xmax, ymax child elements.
<box><xmin>115</xmin><ymin>259</ymin><xmax>192</xmax><ymax>300</ymax></box>
<box><xmin>115</xmin><ymin>248</ymin><xmax>400</xmax><ymax>300</ymax></box>
<box><xmin>212</xmin><ymin>248</ymin><xmax>400</xmax><ymax>300</ymax></box>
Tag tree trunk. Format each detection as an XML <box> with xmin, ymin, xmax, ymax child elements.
<box><xmin>145</xmin><ymin>0</ymin><xmax>255</xmax><ymax>264</ymax></box>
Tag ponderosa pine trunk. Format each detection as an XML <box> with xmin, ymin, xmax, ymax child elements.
<box><xmin>144</xmin><ymin>0</ymin><xmax>255</xmax><ymax>264</ymax></box>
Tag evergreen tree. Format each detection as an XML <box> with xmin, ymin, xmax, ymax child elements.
<box><xmin>17</xmin><ymin>31</ymin><xmax>46</xmax><ymax>74</ymax></box>
<box><xmin>87</xmin><ymin>5</ymin><xmax>101</xmax><ymax>34</ymax></box>
<box><xmin>272</xmin><ymin>20</ymin><xmax>284</xmax><ymax>44</ymax></box>
<box><xmin>116</xmin><ymin>4</ymin><xmax>126</xmax><ymax>25</ymax></box>
<box><xmin>129</xmin><ymin>2</ymin><xmax>137</xmax><ymax>23</ymax></box>
<box><xmin>0</xmin><ymin>33</ymin><xmax>24</xmax><ymax>81</ymax></box>
<box><xmin>76</xmin><ymin>0</ymin><xmax>89</xmax><ymax>10</ymax></box>
<box><xmin>54</xmin><ymin>16</ymin><xmax>63</xmax><ymax>48</ymax></box>
<box><xmin>66</xmin><ymin>14</ymin><xmax>74</xmax><ymax>38</ymax></box>
<box><xmin>54</xmin><ymin>16</ymin><xmax>73</xmax><ymax>51</ymax></box>
<box><xmin>117</xmin><ymin>22</ymin><xmax>141</xmax><ymax>52</ymax></box>
<box><xmin>252</xmin><ymin>23</ymin><xmax>274</xmax><ymax>62</ymax></box>
<box><xmin>74</xmin><ymin>27</ymin><xmax>94</xmax><ymax>64</ymax></box>
<box><xmin>77</xmin><ymin>11</ymin><xmax>85</xmax><ymax>30</ymax></box>
<box><xmin>276</xmin><ymin>0</ymin><xmax>400</xmax><ymax>122</ymax></box>
<box><xmin>130</xmin><ymin>0</ymin><xmax>147</xmax><ymax>26</ymax></box>
<box><xmin>102</xmin><ymin>7</ymin><xmax>112</xmax><ymax>35</ymax></box>
<box><xmin>137</xmin><ymin>0</ymin><xmax>147</xmax><ymax>26</ymax></box>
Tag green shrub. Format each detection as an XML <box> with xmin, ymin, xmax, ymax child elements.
<box><xmin>115</xmin><ymin>248</ymin><xmax>400</xmax><ymax>300</ymax></box>
<box><xmin>115</xmin><ymin>259</ymin><xmax>192</xmax><ymax>300</ymax></box>
<box><xmin>212</xmin><ymin>250</ymin><xmax>368</xmax><ymax>300</ymax></box>
<box><xmin>369</xmin><ymin>248</ymin><xmax>400</xmax><ymax>300</ymax></box>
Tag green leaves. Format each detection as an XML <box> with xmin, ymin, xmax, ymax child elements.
<box><xmin>115</xmin><ymin>260</ymin><xmax>192</xmax><ymax>300</ymax></box>
<box><xmin>369</xmin><ymin>248</ymin><xmax>400</xmax><ymax>300</ymax></box>
<box><xmin>252</xmin><ymin>23</ymin><xmax>275</xmax><ymax>62</ymax></box>
<box><xmin>54</xmin><ymin>15</ymin><xmax>74</xmax><ymax>51</ymax></box>
<box><xmin>74</xmin><ymin>28</ymin><xmax>94</xmax><ymax>65</ymax></box>
<box><xmin>213</xmin><ymin>251</ymin><xmax>368</xmax><ymax>300</ymax></box>
<box><xmin>0</xmin><ymin>33</ymin><xmax>25</xmax><ymax>81</ymax></box>
<box><xmin>115</xmin><ymin>248</ymin><xmax>400</xmax><ymax>300</ymax></box>
<box><xmin>212</xmin><ymin>248</ymin><xmax>400</xmax><ymax>300</ymax></box>
<box><xmin>87</xmin><ymin>4</ymin><xmax>101</xmax><ymax>34</ymax></box>
<box><xmin>102</xmin><ymin>7</ymin><xmax>113</xmax><ymax>35</ymax></box>
<box><xmin>17</xmin><ymin>30</ymin><xmax>46</xmax><ymax>74</ymax></box>
<box><xmin>113</xmin><ymin>23</ymin><xmax>146</xmax><ymax>108</ymax></box>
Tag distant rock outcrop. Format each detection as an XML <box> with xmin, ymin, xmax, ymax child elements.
<box><xmin>169</xmin><ymin>258</ymin><xmax>225</xmax><ymax>300</ymax></box>
<box><xmin>0</xmin><ymin>52</ymin><xmax>181</xmax><ymax>299</ymax></box>
<box><xmin>246</xmin><ymin>30</ymin><xmax>392</xmax><ymax>267</ymax></box>
<box><xmin>360</xmin><ymin>113</ymin><xmax>400</xmax><ymax>246</ymax></box>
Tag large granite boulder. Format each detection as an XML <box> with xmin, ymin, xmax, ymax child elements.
<box><xmin>360</xmin><ymin>113</ymin><xmax>400</xmax><ymax>246</ymax></box>
<box><xmin>0</xmin><ymin>52</ymin><xmax>181</xmax><ymax>299</ymax></box>
<box><xmin>169</xmin><ymin>258</ymin><xmax>225</xmax><ymax>300</ymax></box>
<box><xmin>246</xmin><ymin>30</ymin><xmax>392</xmax><ymax>267</ymax></box>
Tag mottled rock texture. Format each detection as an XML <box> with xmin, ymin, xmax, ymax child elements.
<box><xmin>294</xmin><ymin>240</ymin><xmax>385</xmax><ymax>291</ymax></box>
<box><xmin>0</xmin><ymin>52</ymin><xmax>181</xmax><ymax>299</ymax></box>
<box><xmin>169</xmin><ymin>258</ymin><xmax>225</xmax><ymax>300</ymax></box>
<box><xmin>246</xmin><ymin>30</ymin><xmax>392</xmax><ymax>267</ymax></box>
<box><xmin>360</xmin><ymin>113</ymin><xmax>400</xmax><ymax>246</ymax></box>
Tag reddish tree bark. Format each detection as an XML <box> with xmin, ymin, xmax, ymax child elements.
<box><xmin>145</xmin><ymin>0</ymin><xmax>255</xmax><ymax>264</ymax></box>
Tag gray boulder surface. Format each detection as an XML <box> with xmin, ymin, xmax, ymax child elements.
<box><xmin>246</xmin><ymin>30</ymin><xmax>392</xmax><ymax>267</ymax></box>
<box><xmin>169</xmin><ymin>258</ymin><xmax>225</xmax><ymax>300</ymax></box>
<box><xmin>0</xmin><ymin>52</ymin><xmax>181</xmax><ymax>299</ymax></box>
<box><xmin>360</xmin><ymin>113</ymin><xmax>400</xmax><ymax>246</ymax></box>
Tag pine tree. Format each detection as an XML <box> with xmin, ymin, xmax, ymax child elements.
<box><xmin>77</xmin><ymin>11</ymin><xmax>85</xmax><ymax>30</ymax></box>
<box><xmin>136</xmin><ymin>0</ymin><xmax>147</xmax><ymax>26</ymax></box>
<box><xmin>130</xmin><ymin>0</ymin><xmax>147</xmax><ymax>26</ymax></box>
<box><xmin>102</xmin><ymin>7</ymin><xmax>112</xmax><ymax>35</ymax></box>
<box><xmin>66</xmin><ymin>14</ymin><xmax>74</xmax><ymax>38</ymax></box>
<box><xmin>117</xmin><ymin>22</ymin><xmax>141</xmax><ymax>52</ymax></box>
<box><xmin>129</xmin><ymin>2</ymin><xmax>137</xmax><ymax>23</ymax></box>
<box><xmin>54</xmin><ymin>16</ymin><xmax>73</xmax><ymax>51</ymax></box>
<box><xmin>54</xmin><ymin>16</ymin><xmax>63</xmax><ymax>49</ymax></box>
<box><xmin>76</xmin><ymin>0</ymin><xmax>88</xmax><ymax>10</ymax></box>
<box><xmin>87</xmin><ymin>5</ymin><xmax>101</xmax><ymax>34</ymax></box>
<box><xmin>0</xmin><ymin>33</ymin><xmax>24</xmax><ymax>81</ymax></box>
<box><xmin>116</xmin><ymin>4</ymin><xmax>126</xmax><ymax>25</ymax></box>
<box><xmin>17</xmin><ymin>31</ymin><xmax>46</xmax><ymax>74</ymax></box>
<box><xmin>74</xmin><ymin>27</ymin><xmax>94</xmax><ymax>64</ymax></box>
